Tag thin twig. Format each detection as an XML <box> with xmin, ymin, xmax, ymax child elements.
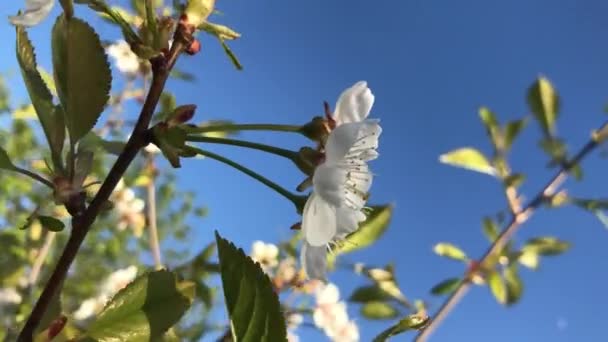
<box><xmin>29</xmin><ymin>230</ymin><xmax>57</xmax><ymax>287</ymax></box>
<box><xmin>16</xmin><ymin>35</ymin><xmax>187</xmax><ymax>341</ymax></box>
<box><xmin>145</xmin><ymin>152</ymin><xmax>163</xmax><ymax>269</ymax></box>
<box><xmin>414</xmin><ymin>122</ymin><xmax>607</xmax><ymax>342</ymax></box>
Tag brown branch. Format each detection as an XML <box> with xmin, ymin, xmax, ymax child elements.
<box><xmin>414</xmin><ymin>122</ymin><xmax>607</xmax><ymax>342</ymax></box>
<box><xmin>16</xmin><ymin>36</ymin><xmax>187</xmax><ymax>341</ymax></box>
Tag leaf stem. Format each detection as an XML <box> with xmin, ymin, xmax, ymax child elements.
<box><xmin>16</xmin><ymin>28</ymin><xmax>189</xmax><ymax>340</ymax></box>
<box><xmin>13</xmin><ymin>166</ymin><xmax>53</xmax><ymax>188</ymax></box>
<box><xmin>186</xmin><ymin>135</ymin><xmax>298</xmax><ymax>161</ymax></box>
<box><xmin>145</xmin><ymin>152</ymin><xmax>163</xmax><ymax>270</ymax></box>
<box><xmin>184</xmin><ymin>123</ymin><xmax>302</xmax><ymax>134</ymax></box>
<box><xmin>187</xmin><ymin>146</ymin><xmax>306</xmax><ymax>210</ymax></box>
<box><xmin>414</xmin><ymin>121</ymin><xmax>608</xmax><ymax>342</ymax></box>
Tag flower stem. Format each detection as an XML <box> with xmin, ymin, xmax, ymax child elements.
<box><xmin>183</xmin><ymin>123</ymin><xmax>302</xmax><ymax>134</ymax></box>
<box><xmin>13</xmin><ymin>166</ymin><xmax>53</xmax><ymax>188</ymax></box>
<box><xmin>185</xmin><ymin>135</ymin><xmax>298</xmax><ymax>161</ymax></box>
<box><xmin>186</xmin><ymin>146</ymin><xmax>306</xmax><ymax>210</ymax></box>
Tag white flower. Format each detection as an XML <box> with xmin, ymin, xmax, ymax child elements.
<box><xmin>100</xmin><ymin>265</ymin><xmax>138</xmax><ymax>299</ymax></box>
<box><xmin>327</xmin><ymin>320</ymin><xmax>360</xmax><ymax>342</ymax></box>
<box><xmin>73</xmin><ymin>297</ymin><xmax>100</xmax><ymax>321</ymax></box>
<box><xmin>311</xmin><ymin>283</ymin><xmax>359</xmax><ymax>341</ymax></box>
<box><xmin>0</xmin><ymin>287</ymin><xmax>22</xmax><ymax>306</ymax></box>
<box><xmin>106</xmin><ymin>40</ymin><xmax>141</xmax><ymax>75</ymax></box>
<box><xmin>9</xmin><ymin>0</ymin><xmax>54</xmax><ymax>27</ymax></box>
<box><xmin>301</xmin><ymin>81</ymin><xmax>381</xmax><ymax>279</ymax></box>
<box><xmin>251</xmin><ymin>241</ymin><xmax>279</xmax><ymax>269</ymax></box>
<box><xmin>111</xmin><ymin>180</ymin><xmax>146</xmax><ymax>236</ymax></box>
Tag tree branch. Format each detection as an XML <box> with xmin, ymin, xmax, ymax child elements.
<box><xmin>16</xmin><ymin>38</ymin><xmax>187</xmax><ymax>341</ymax></box>
<box><xmin>414</xmin><ymin>121</ymin><xmax>607</xmax><ymax>342</ymax></box>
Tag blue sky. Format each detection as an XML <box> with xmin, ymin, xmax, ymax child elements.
<box><xmin>2</xmin><ymin>0</ymin><xmax>608</xmax><ymax>341</ymax></box>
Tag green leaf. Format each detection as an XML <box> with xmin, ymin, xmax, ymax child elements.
<box><xmin>74</xmin><ymin>0</ymin><xmax>142</xmax><ymax>45</ymax></box>
<box><xmin>430</xmin><ymin>278</ymin><xmax>462</xmax><ymax>296</ymax></box>
<box><xmin>52</xmin><ymin>14</ymin><xmax>112</xmax><ymax>144</ymax></box>
<box><xmin>504</xmin><ymin>119</ymin><xmax>527</xmax><ymax>150</ymax></box>
<box><xmin>361</xmin><ymin>301</ymin><xmax>399</xmax><ymax>320</ymax></box>
<box><xmin>517</xmin><ymin>250</ymin><xmax>539</xmax><ymax>270</ymax></box>
<box><xmin>219</xmin><ymin>39</ymin><xmax>243</xmax><ymax>70</ymax></box>
<box><xmin>79</xmin><ymin>132</ymin><xmax>126</xmax><ymax>155</ymax></box>
<box><xmin>328</xmin><ymin>205</ymin><xmax>392</xmax><ymax>266</ymax></box>
<box><xmin>522</xmin><ymin>237</ymin><xmax>570</xmax><ymax>256</ymax></box>
<box><xmin>0</xmin><ymin>147</ymin><xmax>16</xmax><ymax>170</ymax></box>
<box><xmin>433</xmin><ymin>243</ymin><xmax>468</xmax><ymax>262</ymax></box>
<box><xmin>487</xmin><ymin>269</ymin><xmax>507</xmax><ymax>305</ymax></box>
<box><xmin>16</xmin><ymin>26</ymin><xmax>65</xmax><ymax>170</ymax></box>
<box><xmin>478</xmin><ymin>107</ymin><xmax>502</xmax><ymax>150</ymax></box>
<box><xmin>539</xmin><ymin>137</ymin><xmax>567</xmax><ymax>165</ymax></box>
<box><xmin>215</xmin><ymin>231</ymin><xmax>287</xmax><ymax>342</ymax></box>
<box><xmin>504</xmin><ymin>265</ymin><xmax>523</xmax><ymax>306</ymax></box>
<box><xmin>37</xmin><ymin>216</ymin><xmax>65</xmax><ymax>232</ymax></box>
<box><xmin>184</xmin><ymin>0</ymin><xmax>216</xmax><ymax>27</ymax></box>
<box><xmin>372</xmin><ymin>314</ymin><xmax>429</xmax><ymax>342</ymax></box>
<box><xmin>38</xmin><ymin>67</ymin><xmax>58</xmax><ymax>97</ymax></box>
<box><xmin>503</xmin><ymin>173</ymin><xmax>525</xmax><ymax>189</ymax></box>
<box><xmin>482</xmin><ymin>217</ymin><xmax>500</xmax><ymax>243</ymax></box>
<box><xmin>439</xmin><ymin>147</ymin><xmax>496</xmax><ymax>176</ymax></box>
<box><xmin>83</xmin><ymin>270</ymin><xmax>194</xmax><ymax>341</ymax></box>
<box><xmin>349</xmin><ymin>286</ymin><xmax>392</xmax><ymax>303</ymax></box>
<box><xmin>527</xmin><ymin>76</ymin><xmax>560</xmax><ymax>137</ymax></box>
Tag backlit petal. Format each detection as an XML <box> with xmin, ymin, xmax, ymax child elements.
<box><xmin>326</xmin><ymin>120</ymin><xmax>381</xmax><ymax>162</ymax></box>
<box><xmin>333</xmin><ymin>81</ymin><xmax>375</xmax><ymax>125</ymax></box>
<box><xmin>9</xmin><ymin>0</ymin><xmax>54</xmax><ymax>27</ymax></box>
<box><xmin>312</xmin><ymin>164</ymin><xmax>346</xmax><ymax>206</ymax></box>
<box><xmin>302</xmin><ymin>193</ymin><xmax>337</xmax><ymax>246</ymax></box>
<box><xmin>301</xmin><ymin>242</ymin><xmax>328</xmax><ymax>280</ymax></box>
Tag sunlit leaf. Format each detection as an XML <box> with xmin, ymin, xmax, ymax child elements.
<box><xmin>74</xmin><ymin>0</ymin><xmax>142</xmax><ymax>45</ymax></box>
<box><xmin>372</xmin><ymin>314</ymin><xmax>429</xmax><ymax>342</ymax></box>
<box><xmin>439</xmin><ymin>147</ymin><xmax>496</xmax><ymax>176</ymax></box>
<box><xmin>504</xmin><ymin>118</ymin><xmax>527</xmax><ymax>150</ymax></box>
<box><xmin>522</xmin><ymin>237</ymin><xmax>570</xmax><ymax>256</ymax></box>
<box><xmin>478</xmin><ymin>107</ymin><xmax>502</xmax><ymax>150</ymax></box>
<box><xmin>517</xmin><ymin>250</ymin><xmax>539</xmax><ymax>270</ymax></box>
<box><xmin>52</xmin><ymin>14</ymin><xmax>112</xmax><ymax>144</ymax></box>
<box><xmin>527</xmin><ymin>76</ymin><xmax>560</xmax><ymax>137</ymax></box>
<box><xmin>482</xmin><ymin>217</ymin><xmax>500</xmax><ymax>243</ymax></box>
<box><xmin>361</xmin><ymin>301</ymin><xmax>399</xmax><ymax>320</ymax></box>
<box><xmin>487</xmin><ymin>269</ymin><xmax>507</xmax><ymax>305</ymax></box>
<box><xmin>433</xmin><ymin>243</ymin><xmax>468</xmax><ymax>262</ymax></box>
<box><xmin>215</xmin><ymin>231</ymin><xmax>287</xmax><ymax>342</ymax></box>
<box><xmin>504</xmin><ymin>265</ymin><xmax>523</xmax><ymax>306</ymax></box>
<box><xmin>430</xmin><ymin>278</ymin><xmax>462</xmax><ymax>296</ymax></box>
<box><xmin>83</xmin><ymin>270</ymin><xmax>194</xmax><ymax>340</ymax></box>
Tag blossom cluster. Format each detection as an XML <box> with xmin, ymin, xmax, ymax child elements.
<box><xmin>313</xmin><ymin>282</ymin><xmax>360</xmax><ymax>341</ymax></box>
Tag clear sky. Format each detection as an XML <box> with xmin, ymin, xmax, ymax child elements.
<box><xmin>2</xmin><ymin>1</ymin><xmax>608</xmax><ymax>341</ymax></box>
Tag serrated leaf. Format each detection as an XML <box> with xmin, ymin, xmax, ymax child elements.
<box><xmin>16</xmin><ymin>25</ymin><xmax>65</xmax><ymax>170</ymax></box>
<box><xmin>361</xmin><ymin>301</ymin><xmax>399</xmax><ymax>320</ymax></box>
<box><xmin>0</xmin><ymin>147</ymin><xmax>16</xmax><ymax>170</ymax></box>
<box><xmin>52</xmin><ymin>14</ymin><xmax>112</xmax><ymax>144</ymax></box>
<box><xmin>504</xmin><ymin>265</ymin><xmax>523</xmax><ymax>306</ymax></box>
<box><xmin>487</xmin><ymin>270</ymin><xmax>507</xmax><ymax>305</ymax></box>
<box><xmin>504</xmin><ymin>119</ymin><xmax>527</xmax><ymax>150</ymax></box>
<box><xmin>215</xmin><ymin>231</ymin><xmax>287</xmax><ymax>342</ymax></box>
<box><xmin>38</xmin><ymin>67</ymin><xmax>58</xmax><ymax>97</ymax></box>
<box><xmin>372</xmin><ymin>314</ymin><xmax>429</xmax><ymax>342</ymax></box>
<box><xmin>83</xmin><ymin>270</ymin><xmax>193</xmax><ymax>341</ymax></box>
<box><xmin>38</xmin><ymin>216</ymin><xmax>65</xmax><ymax>232</ymax></box>
<box><xmin>527</xmin><ymin>76</ymin><xmax>560</xmax><ymax>137</ymax></box>
<box><xmin>522</xmin><ymin>237</ymin><xmax>570</xmax><ymax>256</ymax></box>
<box><xmin>74</xmin><ymin>0</ymin><xmax>142</xmax><ymax>45</ymax></box>
<box><xmin>349</xmin><ymin>285</ymin><xmax>392</xmax><ymax>303</ymax></box>
<box><xmin>430</xmin><ymin>278</ymin><xmax>462</xmax><ymax>296</ymax></box>
<box><xmin>328</xmin><ymin>205</ymin><xmax>392</xmax><ymax>267</ymax></box>
<box><xmin>433</xmin><ymin>243</ymin><xmax>468</xmax><ymax>262</ymax></box>
<box><xmin>439</xmin><ymin>147</ymin><xmax>496</xmax><ymax>176</ymax></box>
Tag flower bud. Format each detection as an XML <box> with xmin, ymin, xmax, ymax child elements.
<box><xmin>166</xmin><ymin>104</ymin><xmax>197</xmax><ymax>126</ymax></box>
<box><xmin>299</xmin><ymin>116</ymin><xmax>330</xmax><ymax>142</ymax></box>
<box><xmin>185</xmin><ymin>39</ymin><xmax>202</xmax><ymax>55</ymax></box>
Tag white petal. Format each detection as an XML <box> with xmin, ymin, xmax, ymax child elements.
<box><xmin>301</xmin><ymin>242</ymin><xmax>328</xmax><ymax>280</ymax></box>
<box><xmin>312</xmin><ymin>164</ymin><xmax>346</xmax><ymax>206</ymax></box>
<box><xmin>302</xmin><ymin>193</ymin><xmax>337</xmax><ymax>246</ymax></box>
<box><xmin>333</xmin><ymin>81</ymin><xmax>375</xmax><ymax>125</ymax></box>
<box><xmin>316</xmin><ymin>283</ymin><xmax>340</xmax><ymax>304</ymax></box>
<box><xmin>9</xmin><ymin>0</ymin><xmax>54</xmax><ymax>27</ymax></box>
<box><xmin>335</xmin><ymin>208</ymin><xmax>361</xmax><ymax>237</ymax></box>
<box><xmin>326</xmin><ymin>121</ymin><xmax>382</xmax><ymax>162</ymax></box>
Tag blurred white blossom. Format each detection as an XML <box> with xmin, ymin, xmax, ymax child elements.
<box><xmin>73</xmin><ymin>265</ymin><xmax>138</xmax><ymax>321</ymax></box>
<box><xmin>106</xmin><ymin>40</ymin><xmax>141</xmax><ymax>75</ymax></box>
<box><xmin>9</xmin><ymin>0</ymin><xmax>54</xmax><ymax>27</ymax></box>
<box><xmin>251</xmin><ymin>240</ymin><xmax>279</xmax><ymax>269</ymax></box>
<box><xmin>0</xmin><ymin>288</ymin><xmax>22</xmax><ymax>306</ymax></box>
<box><xmin>301</xmin><ymin>81</ymin><xmax>381</xmax><ymax>280</ymax></box>
<box><xmin>111</xmin><ymin>179</ymin><xmax>146</xmax><ymax>237</ymax></box>
<box><xmin>312</xmin><ymin>283</ymin><xmax>359</xmax><ymax>342</ymax></box>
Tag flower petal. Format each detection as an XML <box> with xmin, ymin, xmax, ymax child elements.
<box><xmin>336</xmin><ymin>208</ymin><xmax>363</xmax><ymax>237</ymax></box>
<box><xmin>301</xmin><ymin>242</ymin><xmax>328</xmax><ymax>280</ymax></box>
<box><xmin>326</xmin><ymin>120</ymin><xmax>382</xmax><ymax>162</ymax></box>
<box><xmin>302</xmin><ymin>193</ymin><xmax>337</xmax><ymax>246</ymax></box>
<box><xmin>9</xmin><ymin>0</ymin><xmax>54</xmax><ymax>27</ymax></box>
<box><xmin>312</xmin><ymin>164</ymin><xmax>346</xmax><ymax>206</ymax></box>
<box><xmin>333</xmin><ymin>81</ymin><xmax>375</xmax><ymax>125</ymax></box>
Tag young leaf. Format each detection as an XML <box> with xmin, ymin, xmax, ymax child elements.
<box><xmin>439</xmin><ymin>147</ymin><xmax>496</xmax><ymax>176</ymax></box>
<box><xmin>527</xmin><ymin>76</ymin><xmax>560</xmax><ymax>137</ymax></box>
<box><xmin>74</xmin><ymin>0</ymin><xmax>142</xmax><ymax>45</ymax></box>
<box><xmin>482</xmin><ymin>217</ymin><xmax>499</xmax><ymax>243</ymax></box>
<box><xmin>487</xmin><ymin>269</ymin><xmax>507</xmax><ymax>305</ymax></box>
<box><xmin>430</xmin><ymin>278</ymin><xmax>462</xmax><ymax>296</ymax></box>
<box><xmin>522</xmin><ymin>237</ymin><xmax>570</xmax><ymax>256</ymax></box>
<box><xmin>16</xmin><ymin>26</ymin><xmax>65</xmax><ymax>170</ymax></box>
<box><xmin>372</xmin><ymin>314</ymin><xmax>429</xmax><ymax>342</ymax></box>
<box><xmin>219</xmin><ymin>38</ymin><xmax>243</xmax><ymax>70</ymax></box>
<box><xmin>433</xmin><ymin>243</ymin><xmax>468</xmax><ymax>262</ymax></box>
<box><xmin>503</xmin><ymin>119</ymin><xmax>527</xmax><ymax>150</ymax></box>
<box><xmin>478</xmin><ymin>107</ymin><xmax>502</xmax><ymax>150</ymax></box>
<box><xmin>327</xmin><ymin>205</ymin><xmax>392</xmax><ymax>266</ymax></box>
<box><xmin>52</xmin><ymin>14</ymin><xmax>112</xmax><ymax>144</ymax></box>
<box><xmin>0</xmin><ymin>147</ymin><xmax>16</xmax><ymax>170</ymax></box>
<box><xmin>517</xmin><ymin>250</ymin><xmax>539</xmax><ymax>270</ymax></box>
<box><xmin>83</xmin><ymin>270</ymin><xmax>194</xmax><ymax>340</ymax></box>
<box><xmin>504</xmin><ymin>265</ymin><xmax>523</xmax><ymax>306</ymax></box>
<box><xmin>215</xmin><ymin>231</ymin><xmax>287</xmax><ymax>342</ymax></box>
<box><xmin>349</xmin><ymin>285</ymin><xmax>392</xmax><ymax>303</ymax></box>
<box><xmin>37</xmin><ymin>216</ymin><xmax>65</xmax><ymax>232</ymax></box>
<box><xmin>361</xmin><ymin>301</ymin><xmax>399</xmax><ymax>320</ymax></box>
